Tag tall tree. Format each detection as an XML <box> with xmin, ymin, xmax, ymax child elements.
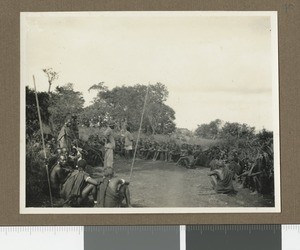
<box><xmin>145</xmin><ymin>102</ymin><xmax>176</xmax><ymax>134</ymax></box>
<box><xmin>83</xmin><ymin>82</ymin><xmax>176</xmax><ymax>134</ymax></box>
<box><xmin>43</xmin><ymin>68</ymin><xmax>59</xmax><ymax>93</ymax></box>
<box><xmin>195</xmin><ymin>119</ymin><xmax>222</xmax><ymax>139</ymax></box>
<box><xmin>26</xmin><ymin>86</ymin><xmax>51</xmax><ymax>138</ymax></box>
<box><xmin>48</xmin><ymin>83</ymin><xmax>85</xmax><ymax>133</ymax></box>
<box><xmin>220</xmin><ymin>122</ymin><xmax>255</xmax><ymax>140</ymax></box>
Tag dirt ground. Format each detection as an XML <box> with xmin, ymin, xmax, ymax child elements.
<box><xmin>88</xmin><ymin>158</ymin><xmax>274</xmax><ymax>208</ymax></box>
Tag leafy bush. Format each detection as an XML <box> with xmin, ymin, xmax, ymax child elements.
<box><xmin>26</xmin><ymin>143</ymin><xmax>51</xmax><ymax>206</ymax></box>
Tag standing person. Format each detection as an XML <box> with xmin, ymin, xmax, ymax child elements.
<box><xmin>124</xmin><ymin>126</ymin><xmax>134</xmax><ymax>159</ymax></box>
<box><xmin>70</xmin><ymin>114</ymin><xmax>79</xmax><ymax>141</ymax></box>
<box><xmin>103</xmin><ymin>121</ymin><xmax>116</xmax><ymax>168</ymax></box>
<box><xmin>57</xmin><ymin>119</ymin><xmax>73</xmax><ymax>152</ymax></box>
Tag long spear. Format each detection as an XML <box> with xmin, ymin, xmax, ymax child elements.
<box><xmin>33</xmin><ymin>75</ymin><xmax>53</xmax><ymax>207</ymax></box>
<box><xmin>129</xmin><ymin>85</ymin><xmax>149</xmax><ymax>181</ymax></box>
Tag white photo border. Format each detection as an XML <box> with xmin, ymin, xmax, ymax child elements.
<box><xmin>20</xmin><ymin>11</ymin><xmax>280</xmax><ymax>214</ymax></box>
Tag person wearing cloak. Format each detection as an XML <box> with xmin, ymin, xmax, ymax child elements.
<box><xmin>95</xmin><ymin>168</ymin><xmax>131</xmax><ymax>208</ymax></box>
<box><xmin>103</xmin><ymin>122</ymin><xmax>116</xmax><ymax>168</ymax></box>
<box><xmin>57</xmin><ymin>119</ymin><xmax>73</xmax><ymax>152</ymax></box>
<box><xmin>208</xmin><ymin>161</ymin><xmax>236</xmax><ymax>194</ymax></box>
<box><xmin>124</xmin><ymin>126</ymin><xmax>134</xmax><ymax>159</ymax></box>
<box><xmin>60</xmin><ymin>159</ymin><xmax>99</xmax><ymax>206</ymax></box>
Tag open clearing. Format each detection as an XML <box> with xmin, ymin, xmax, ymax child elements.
<box><xmin>88</xmin><ymin>158</ymin><xmax>274</xmax><ymax>208</ymax></box>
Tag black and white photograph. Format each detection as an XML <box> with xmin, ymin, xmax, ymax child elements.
<box><xmin>20</xmin><ymin>11</ymin><xmax>280</xmax><ymax>213</ymax></box>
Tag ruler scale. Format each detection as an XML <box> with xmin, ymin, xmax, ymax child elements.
<box><xmin>85</xmin><ymin>226</ymin><xmax>180</xmax><ymax>250</ymax></box>
<box><xmin>282</xmin><ymin>225</ymin><xmax>300</xmax><ymax>250</ymax></box>
<box><xmin>0</xmin><ymin>225</ymin><xmax>299</xmax><ymax>250</ymax></box>
<box><xmin>186</xmin><ymin>225</ymin><xmax>282</xmax><ymax>250</ymax></box>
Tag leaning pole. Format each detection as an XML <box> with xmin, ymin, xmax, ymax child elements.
<box><xmin>129</xmin><ymin>85</ymin><xmax>149</xmax><ymax>182</ymax></box>
<box><xmin>33</xmin><ymin>75</ymin><xmax>53</xmax><ymax>207</ymax></box>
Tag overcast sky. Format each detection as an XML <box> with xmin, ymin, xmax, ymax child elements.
<box><xmin>21</xmin><ymin>12</ymin><xmax>278</xmax><ymax>131</ymax></box>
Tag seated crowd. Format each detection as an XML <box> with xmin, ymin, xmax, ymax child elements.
<box><xmin>42</xmin><ymin>139</ymin><xmax>132</xmax><ymax>208</ymax></box>
<box><xmin>34</xmin><ymin>123</ymin><xmax>270</xmax><ymax>206</ymax></box>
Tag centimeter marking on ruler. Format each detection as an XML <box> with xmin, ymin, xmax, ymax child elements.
<box><xmin>187</xmin><ymin>224</ymin><xmax>282</xmax><ymax>233</ymax></box>
<box><xmin>0</xmin><ymin>225</ymin><xmax>299</xmax><ymax>233</ymax></box>
<box><xmin>0</xmin><ymin>225</ymin><xmax>299</xmax><ymax>250</ymax></box>
<box><xmin>282</xmin><ymin>225</ymin><xmax>300</xmax><ymax>232</ymax></box>
<box><xmin>0</xmin><ymin>226</ymin><xmax>83</xmax><ymax>234</ymax></box>
<box><xmin>85</xmin><ymin>225</ymin><xmax>180</xmax><ymax>233</ymax></box>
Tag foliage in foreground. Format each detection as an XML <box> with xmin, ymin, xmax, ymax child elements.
<box><xmin>26</xmin><ymin>142</ymin><xmax>50</xmax><ymax>206</ymax></box>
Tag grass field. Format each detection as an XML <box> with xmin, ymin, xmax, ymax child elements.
<box><xmin>87</xmin><ymin>158</ymin><xmax>274</xmax><ymax>208</ymax></box>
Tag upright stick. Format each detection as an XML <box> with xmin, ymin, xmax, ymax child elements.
<box><xmin>33</xmin><ymin>75</ymin><xmax>53</xmax><ymax>207</ymax></box>
<box><xmin>129</xmin><ymin>85</ymin><xmax>149</xmax><ymax>181</ymax></box>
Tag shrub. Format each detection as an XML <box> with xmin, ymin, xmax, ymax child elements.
<box><xmin>26</xmin><ymin>142</ymin><xmax>51</xmax><ymax>206</ymax></box>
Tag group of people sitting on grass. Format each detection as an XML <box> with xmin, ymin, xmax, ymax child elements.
<box><xmin>130</xmin><ymin>139</ymin><xmax>268</xmax><ymax>196</ymax></box>
<box><xmin>31</xmin><ymin>115</ymin><xmax>272</xmax><ymax>205</ymax></box>
<box><xmin>49</xmin><ymin>147</ymin><xmax>132</xmax><ymax>207</ymax></box>
<box><xmin>207</xmin><ymin>148</ymin><xmax>273</xmax><ymax>196</ymax></box>
<box><xmin>136</xmin><ymin>140</ymin><xmax>202</xmax><ymax>169</ymax></box>
<box><xmin>85</xmin><ymin>135</ymin><xmax>203</xmax><ymax>169</ymax></box>
<box><xmin>77</xmin><ymin>132</ymin><xmax>271</xmax><ymax>197</ymax></box>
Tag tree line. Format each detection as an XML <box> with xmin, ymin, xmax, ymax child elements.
<box><xmin>26</xmin><ymin>68</ymin><xmax>272</xmax><ymax>142</ymax></box>
<box><xmin>26</xmin><ymin>73</ymin><xmax>176</xmax><ymax>139</ymax></box>
<box><xmin>195</xmin><ymin>119</ymin><xmax>272</xmax><ymax>141</ymax></box>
